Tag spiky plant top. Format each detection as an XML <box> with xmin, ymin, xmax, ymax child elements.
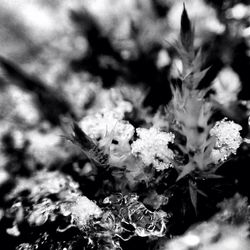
<box><xmin>60</xmin><ymin>5</ymin><xmax>248</xmax><ymax>247</ymax></box>
<box><xmin>71</xmin><ymin>5</ymin><xmax>245</xmax><ymax>208</ymax></box>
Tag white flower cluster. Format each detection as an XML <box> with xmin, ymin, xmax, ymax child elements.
<box><xmin>210</xmin><ymin>119</ymin><xmax>242</xmax><ymax>163</ymax></box>
<box><xmin>131</xmin><ymin>127</ymin><xmax>175</xmax><ymax>171</ymax></box>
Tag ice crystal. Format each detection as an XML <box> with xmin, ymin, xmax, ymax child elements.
<box><xmin>60</xmin><ymin>196</ymin><xmax>102</xmax><ymax>229</ymax></box>
<box><xmin>28</xmin><ymin>198</ymin><xmax>57</xmax><ymax>226</ymax></box>
<box><xmin>103</xmin><ymin>193</ymin><xmax>168</xmax><ymax>239</ymax></box>
<box><xmin>8</xmin><ymin>171</ymin><xmax>80</xmax><ymax>202</ymax></box>
<box><xmin>28</xmin><ymin>193</ymin><xmax>102</xmax><ymax>229</ymax></box>
<box><xmin>210</xmin><ymin>119</ymin><xmax>242</xmax><ymax>162</ymax></box>
<box><xmin>131</xmin><ymin>127</ymin><xmax>175</xmax><ymax>171</ymax></box>
<box><xmin>7</xmin><ymin>170</ymin><xmax>103</xmax><ymax>231</ymax></box>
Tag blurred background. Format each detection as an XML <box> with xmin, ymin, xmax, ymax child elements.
<box><xmin>1</xmin><ymin>0</ymin><xmax>250</xmax><ymax>120</ymax></box>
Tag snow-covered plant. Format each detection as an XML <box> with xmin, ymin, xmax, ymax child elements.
<box><xmin>210</xmin><ymin>118</ymin><xmax>242</xmax><ymax>163</ymax></box>
<box><xmin>167</xmin><ymin>5</ymin><xmax>214</xmax><ymax>179</ymax></box>
<box><xmin>131</xmin><ymin>127</ymin><xmax>175</xmax><ymax>171</ymax></box>
<box><xmin>160</xmin><ymin>5</ymin><xmax>245</xmax><ymax>212</ymax></box>
<box><xmin>65</xmin><ymin>3</ymin><xmax>246</xmax><ymax>220</ymax></box>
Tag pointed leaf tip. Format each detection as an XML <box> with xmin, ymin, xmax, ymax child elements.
<box><xmin>181</xmin><ymin>3</ymin><xmax>190</xmax><ymax>31</ymax></box>
<box><xmin>71</xmin><ymin>122</ymin><xmax>95</xmax><ymax>151</ymax></box>
<box><xmin>180</xmin><ymin>4</ymin><xmax>194</xmax><ymax>52</ymax></box>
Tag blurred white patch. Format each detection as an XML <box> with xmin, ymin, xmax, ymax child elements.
<box><xmin>83</xmin><ymin>0</ymin><xmax>136</xmax><ymax>38</ymax></box>
<box><xmin>0</xmin><ymin>169</ymin><xmax>9</xmax><ymax>186</ymax></box>
<box><xmin>157</xmin><ymin>50</ymin><xmax>171</xmax><ymax>69</ymax></box>
<box><xmin>1</xmin><ymin>85</ymin><xmax>40</xmax><ymax>125</ymax></box>
<box><xmin>6</xmin><ymin>224</ymin><xmax>20</xmax><ymax>237</ymax></box>
<box><xmin>213</xmin><ymin>67</ymin><xmax>241</xmax><ymax>107</ymax></box>
<box><xmin>17</xmin><ymin>4</ymin><xmax>56</xmax><ymax>35</ymax></box>
<box><xmin>242</xmin><ymin>27</ymin><xmax>250</xmax><ymax>38</ymax></box>
<box><xmin>0</xmin><ymin>0</ymin><xmax>66</xmax><ymax>39</ymax></box>
<box><xmin>171</xmin><ymin>58</ymin><xmax>183</xmax><ymax>78</ymax></box>
<box><xmin>182</xmin><ymin>234</ymin><xmax>200</xmax><ymax>246</ymax></box>
<box><xmin>226</xmin><ymin>4</ymin><xmax>250</xmax><ymax>20</ymax></box>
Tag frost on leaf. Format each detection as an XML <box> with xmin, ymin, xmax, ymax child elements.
<box><xmin>6</xmin><ymin>170</ymin><xmax>102</xmax><ymax>231</ymax></box>
<box><xmin>60</xmin><ymin>196</ymin><xmax>102</xmax><ymax>229</ymax></box>
<box><xmin>210</xmin><ymin>119</ymin><xmax>242</xmax><ymax>163</ymax></box>
<box><xmin>79</xmin><ymin>111</ymin><xmax>134</xmax><ymax>164</ymax></box>
<box><xmin>79</xmin><ymin>110</ymin><xmax>134</xmax><ymax>143</ymax></box>
<box><xmin>131</xmin><ymin>127</ymin><xmax>175</xmax><ymax>171</ymax></box>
